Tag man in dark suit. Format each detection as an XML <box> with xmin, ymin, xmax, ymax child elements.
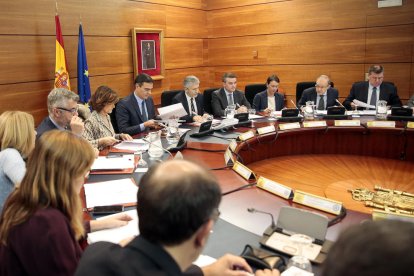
<box><xmin>343</xmin><ymin>65</ymin><xmax>401</xmax><ymax>110</ymax></box>
<box><xmin>172</xmin><ymin>75</ymin><xmax>205</xmax><ymax>123</ymax></box>
<box><xmin>116</xmin><ymin>73</ymin><xmax>158</xmax><ymax>135</ymax></box>
<box><xmin>211</xmin><ymin>72</ymin><xmax>251</xmax><ymax>117</ymax></box>
<box><xmin>253</xmin><ymin>74</ymin><xmax>285</xmax><ymax>114</ymax></box>
<box><xmin>75</xmin><ymin>160</ymin><xmax>277</xmax><ymax>276</ymax></box>
<box><xmin>298</xmin><ymin>75</ymin><xmax>338</xmax><ymax>110</ymax></box>
<box><xmin>36</xmin><ymin>88</ymin><xmax>84</xmax><ymax>139</ymax></box>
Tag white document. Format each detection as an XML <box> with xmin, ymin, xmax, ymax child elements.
<box><xmin>113</xmin><ymin>139</ymin><xmax>149</xmax><ymax>152</ymax></box>
<box><xmin>249</xmin><ymin>114</ymin><xmax>263</xmax><ymax>119</ymax></box>
<box><xmin>87</xmin><ymin>209</ymin><xmax>139</xmax><ymax>244</ymax></box>
<box><xmin>353</xmin><ymin>99</ymin><xmax>375</xmax><ymax>109</ymax></box>
<box><xmin>193</xmin><ymin>255</ymin><xmax>217</xmax><ymax>267</ymax></box>
<box><xmin>84</xmin><ymin>178</ymin><xmax>138</xmax><ymax>208</ymax></box>
<box><xmin>157</xmin><ymin>103</ymin><xmax>188</xmax><ymax>120</ymax></box>
<box><xmin>91</xmin><ymin>155</ymin><xmax>135</xmax><ymax>171</ymax></box>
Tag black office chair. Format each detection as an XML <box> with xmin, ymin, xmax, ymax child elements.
<box><xmin>110</xmin><ymin>101</ymin><xmax>120</xmax><ymax>133</ymax></box>
<box><xmin>161</xmin><ymin>90</ymin><xmax>183</xmax><ymax>107</ymax></box>
<box><xmin>296</xmin><ymin>81</ymin><xmax>334</xmax><ymax>104</ymax></box>
<box><xmin>203</xmin><ymin>87</ymin><xmax>219</xmax><ymax>115</ymax></box>
<box><xmin>245</xmin><ymin>83</ymin><xmax>266</xmax><ymax>106</ymax></box>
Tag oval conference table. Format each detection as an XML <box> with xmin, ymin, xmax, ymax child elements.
<box><xmin>83</xmin><ymin>114</ymin><xmax>414</xmax><ymax>271</ymax></box>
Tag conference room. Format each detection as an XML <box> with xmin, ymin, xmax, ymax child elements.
<box><xmin>1</xmin><ymin>0</ymin><xmax>414</xmax><ymax>275</ymax></box>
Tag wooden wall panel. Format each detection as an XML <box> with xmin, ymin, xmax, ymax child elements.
<box><xmin>206</xmin><ymin>0</ymin><xmax>287</xmax><ymax>10</ymax></box>
<box><xmin>208</xmin><ymin>29</ymin><xmax>366</xmax><ymax>66</ymax></box>
<box><xmin>164</xmin><ymin>39</ymin><xmax>205</xmax><ymax>69</ymax></box>
<box><xmin>165</xmin><ymin>7</ymin><xmax>207</xmax><ymax>38</ymax></box>
<box><xmin>131</xmin><ymin>0</ymin><xmax>205</xmax><ymax>10</ymax></box>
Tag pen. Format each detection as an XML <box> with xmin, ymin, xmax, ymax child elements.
<box><xmin>106</xmin><ymin>154</ymin><xmax>123</xmax><ymax>158</ymax></box>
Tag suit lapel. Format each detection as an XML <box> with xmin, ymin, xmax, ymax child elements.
<box><xmin>220</xmin><ymin>88</ymin><xmax>228</xmax><ymax>107</ymax></box>
<box><xmin>130</xmin><ymin>94</ymin><xmax>144</xmax><ymax>122</ymax></box>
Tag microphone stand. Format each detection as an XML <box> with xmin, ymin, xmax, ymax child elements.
<box><xmin>247</xmin><ymin>208</ymin><xmax>277</xmax><ymax>236</ymax></box>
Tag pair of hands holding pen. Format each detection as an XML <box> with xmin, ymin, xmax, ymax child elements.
<box><xmin>98</xmin><ymin>133</ymin><xmax>133</xmax><ymax>148</ymax></box>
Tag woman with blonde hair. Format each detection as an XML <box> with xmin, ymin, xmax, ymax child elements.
<box><xmin>83</xmin><ymin>85</ymin><xmax>132</xmax><ymax>150</ymax></box>
<box><xmin>0</xmin><ymin>130</ymin><xmax>131</xmax><ymax>275</ymax></box>
<box><xmin>0</xmin><ymin>111</ymin><xmax>35</xmax><ymax>211</ymax></box>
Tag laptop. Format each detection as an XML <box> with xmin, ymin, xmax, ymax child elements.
<box><xmin>190</xmin><ymin>120</ymin><xmax>214</xmax><ymax>138</ymax></box>
<box><xmin>167</xmin><ymin>131</ymin><xmax>189</xmax><ymax>152</ymax></box>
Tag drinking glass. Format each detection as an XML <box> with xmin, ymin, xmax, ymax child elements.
<box><xmin>287</xmin><ymin>234</ymin><xmax>313</xmax><ymax>272</ymax></box>
<box><xmin>376</xmin><ymin>100</ymin><xmax>388</xmax><ymax>120</ymax></box>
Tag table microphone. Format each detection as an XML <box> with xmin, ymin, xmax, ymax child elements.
<box><xmin>247</xmin><ymin>208</ymin><xmax>276</xmax><ymax>236</ymax></box>
<box><xmin>142</xmin><ymin>138</ymin><xmax>174</xmax><ymax>158</ymax></box>
<box><xmin>290</xmin><ymin>99</ymin><xmax>299</xmax><ymax>109</ymax></box>
<box><xmin>335</xmin><ymin>99</ymin><xmax>346</xmax><ymax>108</ymax></box>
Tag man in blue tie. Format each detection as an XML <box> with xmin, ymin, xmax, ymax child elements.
<box><xmin>343</xmin><ymin>65</ymin><xmax>401</xmax><ymax>110</ymax></box>
<box><xmin>116</xmin><ymin>73</ymin><xmax>158</xmax><ymax>135</ymax></box>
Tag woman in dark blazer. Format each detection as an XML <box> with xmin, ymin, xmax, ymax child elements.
<box><xmin>253</xmin><ymin>75</ymin><xmax>285</xmax><ymax>115</ymax></box>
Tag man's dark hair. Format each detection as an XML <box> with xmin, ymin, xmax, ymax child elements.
<box><xmin>321</xmin><ymin>220</ymin><xmax>414</xmax><ymax>276</ymax></box>
<box><xmin>368</xmin><ymin>65</ymin><xmax>384</xmax><ymax>75</ymax></box>
<box><xmin>134</xmin><ymin>73</ymin><xmax>153</xmax><ymax>87</ymax></box>
<box><xmin>222</xmin><ymin>72</ymin><xmax>237</xmax><ymax>82</ymax></box>
<box><xmin>137</xmin><ymin>160</ymin><xmax>222</xmax><ymax>246</ymax></box>
<box><xmin>266</xmin><ymin>75</ymin><xmax>280</xmax><ymax>85</ymax></box>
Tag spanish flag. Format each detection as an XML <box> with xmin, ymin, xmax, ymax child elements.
<box><xmin>54</xmin><ymin>15</ymin><xmax>70</xmax><ymax>89</ymax></box>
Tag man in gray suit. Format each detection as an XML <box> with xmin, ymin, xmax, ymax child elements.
<box><xmin>116</xmin><ymin>73</ymin><xmax>158</xmax><ymax>135</ymax></box>
<box><xmin>298</xmin><ymin>75</ymin><xmax>339</xmax><ymax>110</ymax></box>
<box><xmin>211</xmin><ymin>72</ymin><xmax>251</xmax><ymax>117</ymax></box>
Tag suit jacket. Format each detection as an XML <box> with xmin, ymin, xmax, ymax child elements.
<box><xmin>298</xmin><ymin>87</ymin><xmax>339</xmax><ymax>109</ymax></box>
<box><xmin>0</xmin><ymin>207</ymin><xmax>82</xmax><ymax>276</ymax></box>
<box><xmin>343</xmin><ymin>81</ymin><xmax>401</xmax><ymax>110</ymax></box>
<box><xmin>171</xmin><ymin>91</ymin><xmax>204</xmax><ymax>122</ymax></box>
<box><xmin>75</xmin><ymin>235</ymin><xmax>203</xmax><ymax>276</ymax></box>
<box><xmin>116</xmin><ymin>93</ymin><xmax>156</xmax><ymax>136</ymax></box>
<box><xmin>83</xmin><ymin>111</ymin><xmax>120</xmax><ymax>149</ymax></box>
<box><xmin>211</xmin><ymin>88</ymin><xmax>251</xmax><ymax>117</ymax></box>
<box><xmin>36</xmin><ymin>116</ymin><xmax>58</xmax><ymax>140</ymax></box>
<box><xmin>252</xmin><ymin>90</ymin><xmax>285</xmax><ymax>111</ymax></box>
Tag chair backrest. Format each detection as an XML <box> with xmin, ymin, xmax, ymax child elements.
<box><xmin>161</xmin><ymin>90</ymin><xmax>183</xmax><ymax>107</ymax></box>
<box><xmin>203</xmin><ymin>87</ymin><xmax>220</xmax><ymax>115</ymax></box>
<box><xmin>245</xmin><ymin>83</ymin><xmax>266</xmax><ymax>106</ymax></box>
<box><xmin>296</xmin><ymin>81</ymin><xmax>334</xmax><ymax>104</ymax></box>
<box><xmin>110</xmin><ymin>101</ymin><xmax>120</xmax><ymax>133</ymax></box>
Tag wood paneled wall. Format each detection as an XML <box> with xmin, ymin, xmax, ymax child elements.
<box><xmin>0</xmin><ymin>0</ymin><xmax>413</xmax><ymax>124</ymax></box>
<box><xmin>0</xmin><ymin>0</ymin><xmax>208</xmax><ymax>124</ymax></box>
<box><xmin>206</xmin><ymin>0</ymin><xmax>414</xmax><ymax>106</ymax></box>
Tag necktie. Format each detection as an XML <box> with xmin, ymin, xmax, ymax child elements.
<box><xmin>141</xmin><ymin>100</ymin><xmax>148</xmax><ymax>122</ymax></box>
<box><xmin>318</xmin><ymin>95</ymin><xmax>325</xmax><ymax>110</ymax></box>
<box><xmin>190</xmin><ymin>98</ymin><xmax>196</xmax><ymax>114</ymax></box>
<box><xmin>228</xmin><ymin>94</ymin><xmax>234</xmax><ymax>106</ymax></box>
<box><xmin>370</xmin><ymin>87</ymin><xmax>377</xmax><ymax>107</ymax></box>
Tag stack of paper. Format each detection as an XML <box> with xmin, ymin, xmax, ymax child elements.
<box><xmin>84</xmin><ymin>178</ymin><xmax>138</xmax><ymax>208</ymax></box>
<box><xmin>87</xmin><ymin>209</ymin><xmax>139</xmax><ymax>244</ymax></box>
<box><xmin>157</xmin><ymin>103</ymin><xmax>188</xmax><ymax>120</ymax></box>
<box><xmin>91</xmin><ymin>155</ymin><xmax>135</xmax><ymax>171</ymax></box>
<box><xmin>113</xmin><ymin>139</ymin><xmax>149</xmax><ymax>152</ymax></box>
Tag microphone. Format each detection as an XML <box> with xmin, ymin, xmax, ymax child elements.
<box><xmin>290</xmin><ymin>99</ymin><xmax>299</xmax><ymax>109</ymax></box>
<box><xmin>335</xmin><ymin>99</ymin><xmax>346</xmax><ymax>108</ymax></box>
<box><xmin>247</xmin><ymin>208</ymin><xmax>276</xmax><ymax>236</ymax></box>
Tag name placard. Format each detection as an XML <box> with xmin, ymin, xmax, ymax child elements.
<box><xmin>238</xmin><ymin>130</ymin><xmax>255</xmax><ymax>141</ymax></box>
<box><xmin>279</xmin><ymin>122</ymin><xmax>301</xmax><ymax>130</ymax></box>
<box><xmin>407</xmin><ymin>122</ymin><xmax>414</xmax><ymax>129</ymax></box>
<box><xmin>367</xmin><ymin>121</ymin><xmax>396</xmax><ymax>128</ymax></box>
<box><xmin>224</xmin><ymin>148</ymin><xmax>234</xmax><ymax>166</ymax></box>
<box><xmin>257</xmin><ymin>176</ymin><xmax>293</xmax><ymax>199</ymax></box>
<box><xmin>372</xmin><ymin>210</ymin><xmax>414</xmax><ymax>223</ymax></box>
<box><xmin>229</xmin><ymin>139</ymin><xmax>238</xmax><ymax>152</ymax></box>
<box><xmin>232</xmin><ymin>161</ymin><xmax>255</xmax><ymax>180</ymax></box>
<box><xmin>334</xmin><ymin>120</ymin><xmax>360</xmax><ymax>127</ymax></box>
<box><xmin>293</xmin><ymin>190</ymin><xmax>342</xmax><ymax>215</ymax></box>
<box><xmin>303</xmin><ymin>121</ymin><xmax>327</xmax><ymax>128</ymax></box>
<box><xmin>257</xmin><ymin>125</ymin><xmax>276</xmax><ymax>135</ymax></box>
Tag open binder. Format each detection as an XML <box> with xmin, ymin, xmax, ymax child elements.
<box><xmin>259</xmin><ymin>206</ymin><xmax>334</xmax><ymax>264</ymax></box>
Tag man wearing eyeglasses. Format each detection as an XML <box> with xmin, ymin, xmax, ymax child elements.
<box><xmin>76</xmin><ymin>159</ymin><xmax>279</xmax><ymax>276</ymax></box>
<box><xmin>298</xmin><ymin>75</ymin><xmax>338</xmax><ymax>110</ymax></box>
<box><xmin>36</xmin><ymin>88</ymin><xmax>84</xmax><ymax>139</ymax></box>
<box><xmin>172</xmin><ymin>75</ymin><xmax>206</xmax><ymax>123</ymax></box>
<box><xmin>343</xmin><ymin>65</ymin><xmax>402</xmax><ymax>110</ymax></box>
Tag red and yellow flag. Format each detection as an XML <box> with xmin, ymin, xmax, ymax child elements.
<box><xmin>54</xmin><ymin>15</ymin><xmax>70</xmax><ymax>89</ymax></box>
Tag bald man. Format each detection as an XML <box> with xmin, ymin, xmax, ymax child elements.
<box><xmin>298</xmin><ymin>75</ymin><xmax>339</xmax><ymax>110</ymax></box>
<box><xmin>76</xmin><ymin>160</ymin><xmax>279</xmax><ymax>276</ymax></box>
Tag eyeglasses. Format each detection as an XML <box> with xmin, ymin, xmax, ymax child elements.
<box><xmin>315</xmin><ymin>84</ymin><xmax>329</xmax><ymax>89</ymax></box>
<box><xmin>211</xmin><ymin>208</ymin><xmax>221</xmax><ymax>222</ymax></box>
<box><xmin>57</xmin><ymin>106</ymin><xmax>78</xmax><ymax>114</ymax></box>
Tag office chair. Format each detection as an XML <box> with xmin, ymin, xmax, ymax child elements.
<box><xmin>203</xmin><ymin>87</ymin><xmax>220</xmax><ymax>115</ymax></box>
<box><xmin>110</xmin><ymin>101</ymin><xmax>120</xmax><ymax>133</ymax></box>
<box><xmin>245</xmin><ymin>83</ymin><xmax>266</xmax><ymax>106</ymax></box>
<box><xmin>296</xmin><ymin>81</ymin><xmax>334</xmax><ymax>104</ymax></box>
<box><xmin>161</xmin><ymin>90</ymin><xmax>183</xmax><ymax>107</ymax></box>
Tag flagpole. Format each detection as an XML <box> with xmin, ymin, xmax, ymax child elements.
<box><xmin>55</xmin><ymin>1</ymin><xmax>58</xmax><ymax>16</ymax></box>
